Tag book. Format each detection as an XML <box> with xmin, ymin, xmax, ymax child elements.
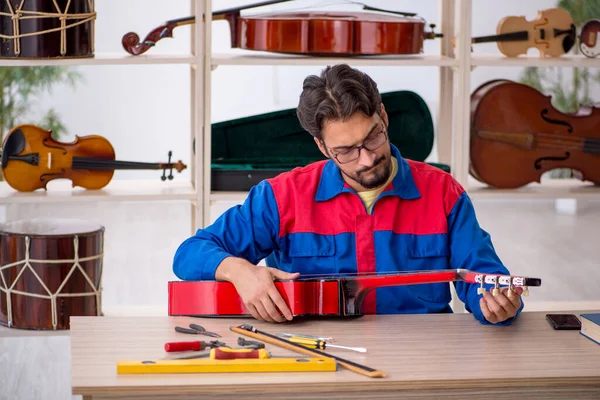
<box><xmin>579</xmin><ymin>313</ymin><xmax>600</xmax><ymax>346</ymax></box>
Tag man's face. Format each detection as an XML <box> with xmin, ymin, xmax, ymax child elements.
<box><xmin>316</xmin><ymin>107</ymin><xmax>392</xmax><ymax>191</ymax></box>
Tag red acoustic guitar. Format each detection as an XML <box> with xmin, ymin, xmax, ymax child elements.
<box><xmin>168</xmin><ymin>269</ymin><xmax>541</xmax><ymax>318</ymax></box>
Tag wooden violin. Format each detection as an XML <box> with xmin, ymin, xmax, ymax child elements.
<box><xmin>455</xmin><ymin>8</ymin><xmax>576</xmax><ymax>57</ymax></box>
<box><xmin>168</xmin><ymin>269</ymin><xmax>541</xmax><ymax>318</ymax></box>
<box><xmin>0</xmin><ymin>124</ymin><xmax>186</xmax><ymax>192</ymax></box>
<box><xmin>579</xmin><ymin>19</ymin><xmax>600</xmax><ymax>58</ymax></box>
<box><xmin>122</xmin><ymin>0</ymin><xmax>441</xmax><ymax>57</ymax></box>
<box><xmin>470</xmin><ymin>79</ymin><xmax>600</xmax><ymax>189</ymax></box>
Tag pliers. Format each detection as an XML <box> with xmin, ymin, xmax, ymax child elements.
<box><xmin>174</xmin><ymin>323</ymin><xmax>221</xmax><ymax>338</ymax></box>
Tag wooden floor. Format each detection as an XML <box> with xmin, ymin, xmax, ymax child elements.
<box><xmin>1</xmin><ymin>199</ymin><xmax>599</xmax><ymax>400</ymax></box>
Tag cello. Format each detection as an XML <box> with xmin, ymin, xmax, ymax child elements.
<box><xmin>469</xmin><ymin>79</ymin><xmax>600</xmax><ymax>189</ymax></box>
<box><xmin>0</xmin><ymin>124</ymin><xmax>187</xmax><ymax>192</ymax></box>
<box><xmin>122</xmin><ymin>0</ymin><xmax>441</xmax><ymax>56</ymax></box>
<box><xmin>168</xmin><ymin>269</ymin><xmax>541</xmax><ymax>318</ymax></box>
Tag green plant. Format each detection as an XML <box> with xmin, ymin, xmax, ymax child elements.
<box><xmin>0</xmin><ymin>66</ymin><xmax>82</xmax><ymax>143</ymax></box>
<box><xmin>518</xmin><ymin>0</ymin><xmax>600</xmax><ymax>178</ymax></box>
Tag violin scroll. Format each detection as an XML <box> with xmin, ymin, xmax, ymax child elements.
<box><xmin>122</xmin><ymin>17</ymin><xmax>195</xmax><ymax>56</ymax></box>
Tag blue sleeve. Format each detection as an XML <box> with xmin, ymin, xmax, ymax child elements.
<box><xmin>172</xmin><ymin>180</ymin><xmax>280</xmax><ymax>280</ymax></box>
<box><xmin>447</xmin><ymin>191</ymin><xmax>524</xmax><ymax>326</ymax></box>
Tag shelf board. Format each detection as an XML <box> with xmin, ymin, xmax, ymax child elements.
<box><xmin>467</xmin><ymin>178</ymin><xmax>600</xmax><ymax>200</ymax></box>
<box><xmin>0</xmin><ymin>179</ymin><xmax>196</xmax><ymax>204</ymax></box>
<box><xmin>212</xmin><ymin>52</ymin><xmax>458</xmax><ymax>67</ymax></box>
<box><xmin>471</xmin><ymin>53</ymin><xmax>600</xmax><ymax>67</ymax></box>
<box><xmin>0</xmin><ymin>53</ymin><xmax>196</xmax><ymax>67</ymax></box>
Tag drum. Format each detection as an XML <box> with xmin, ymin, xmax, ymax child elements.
<box><xmin>0</xmin><ymin>218</ymin><xmax>104</xmax><ymax>330</ymax></box>
<box><xmin>0</xmin><ymin>0</ymin><xmax>96</xmax><ymax>59</ymax></box>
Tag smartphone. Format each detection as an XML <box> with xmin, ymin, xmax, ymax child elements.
<box><xmin>546</xmin><ymin>313</ymin><xmax>581</xmax><ymax>330</ymax></box>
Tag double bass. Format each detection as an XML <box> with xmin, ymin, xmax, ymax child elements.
<box><xmin>122</xmin><ymin>0</ymin><xmax>441</xmax><ymax>56</ymax></box>
<box><xmin>470</xmin><ymin>79</ymin><xmax>600</xmax><ymax>189</ymax></box>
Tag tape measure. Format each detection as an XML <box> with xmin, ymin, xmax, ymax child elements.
<box><xmin>117</xmin><ymin>357</ymin><xmax>337</xmax><ymax>374</ymax></box>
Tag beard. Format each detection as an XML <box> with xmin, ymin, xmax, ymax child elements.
<box><xmin>341</xmin><ymin>154</ymin><xmax>392</xmax><ymax>190</ymax></box>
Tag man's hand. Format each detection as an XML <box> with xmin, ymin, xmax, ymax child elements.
<box><xmin>218</xmin><ymin>258</ymin><xmax>299</xmax><ymax>323</ymax></box>
<box><xmin>480</xmin><ymin>287</ymin><xmax>523</xmax><ymax>324</ymax></box>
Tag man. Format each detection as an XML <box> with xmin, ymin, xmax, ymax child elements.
<box><xmin>173</xmin><ymin>64</ymin><xmax>524</xmax><ymax>325</ymax></box>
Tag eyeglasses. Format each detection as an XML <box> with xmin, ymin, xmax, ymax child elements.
<box><xmin>327</xmin><ymin>128</ymin><xmax>388</xmax><ymax>164</ymax></box>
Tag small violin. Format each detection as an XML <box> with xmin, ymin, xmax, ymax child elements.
<box><xmin>168</xmin><ymin>269</ymin><xmax>541</xmax><ymax>318</ymax></box>
<box><xmin>470</xmin><ymin>79</ymin><xmax>600</xmax><ymax>189</ymax></box>
<box><xmin>454</xmin><ymin>8</ymin><xmax>576</xmax><ymax>57</ymax></box>
<box><xmin>122</xmin><ymin>0</ymin><xmax>441</xmax><ymax>57</ymax></box>
<box><xmin>0</xmin><ymin>124</ymin><xmax>186</xmax><ymax>192</ymax></box>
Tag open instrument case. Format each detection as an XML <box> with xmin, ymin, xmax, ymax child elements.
<box><xmin>209</xmin><ymin>90</ymin><xmax>449</xmax><ymax>191</ymax></box>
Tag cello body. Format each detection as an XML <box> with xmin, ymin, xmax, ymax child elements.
<box><xmin>231</xmin><ymin>11</ymin><xmax>427</xmax><ymax>56</ymax></box>
<box><xmin>470</xmin><ymin>79</ymin><xmax>600</xmax><ymax>189</ymax></box>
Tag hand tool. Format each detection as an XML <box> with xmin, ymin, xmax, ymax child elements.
<box><xmin>277</xmin><ymin>332</ymin><xmax>333</xmax><ymax>341</ymax></box>
<box><xmin>174</xmin><ymin>323</ymin><xmax>221</xmax><ymax>338</ymax></box>
<box><xmin>164</xmin><ymin>340</ymin><xmax>227</xmax><ymax>352</ymax></box>
<box><xmin>117</xmin><ymin>356</ymin><xmax>338</xmax><ymax>374</ymax></box>
<box><xmin>286</xmin><ymin>336</ymin><xmax>366</xmax><ymax>353</ymax></box>
<box><xmin>237</xmin><ymin>337</ymin><xmax>265</xmax><ymax>349</ymax></box>
<box><xmin>231</xmin><ymin>323</ymin><xmax>386</xmax><ymax>378</ymax></box>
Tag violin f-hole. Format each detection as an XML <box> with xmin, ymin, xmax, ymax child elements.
<box><xmin>534</xmin><ymin>152</ymin><xmax>570</xmax><ymax>169</ymax></box>
<box><xmin>541</xmin><ymin>109</ymin><xmax>574</xmax><ymax>133</ymax></box>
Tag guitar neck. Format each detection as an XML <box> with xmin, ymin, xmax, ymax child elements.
<box><xmin>354</xmin><ymin>269</ymin><xmax>541</xmax><ymax>293</ymax></box>
<box><xmin>72</xmin><ymin>157</ymin><xmax>163</xmax><ymax>171</ymax></box>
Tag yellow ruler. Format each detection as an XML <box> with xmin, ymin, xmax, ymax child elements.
<box><xmin>117</xmin><ymin>357</ymin><xmax>337</xmax><ymax>374</ymax></box>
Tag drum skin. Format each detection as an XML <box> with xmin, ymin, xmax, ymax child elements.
<box><xmin>0</xmin><ymin>0</ymin><xmax>95</xmax><ymax>58</ymax></box>
<box><xmin>0</xmin><ymin>218</ymin><xmax>104</xmax><ymax>330</ymax></box>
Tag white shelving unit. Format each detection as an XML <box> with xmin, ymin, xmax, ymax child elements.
<box><xmin>1</xmin><ymin>0</ymin><xmax>599</xmax><ymax>232</ymax></box>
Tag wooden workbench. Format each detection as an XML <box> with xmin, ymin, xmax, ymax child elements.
<box><xmin>70</xmin><ymin>310</ymin><xmax>600</xmax><ymax>399</ymax></box>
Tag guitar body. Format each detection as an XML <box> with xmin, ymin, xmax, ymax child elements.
<box><xmin>496</xmin><ymin>8</ymin><xmax>574</xmax><ymax>57</ymax></box>
<box><xmin>580</xmin><ymin>19</ymin><xmax>600</xmax><ymax>58</ymax></box>
<box><xmin>168</xmin><ymin>269</ymin><xmax>542</xmax><ymax>318</ymax></box>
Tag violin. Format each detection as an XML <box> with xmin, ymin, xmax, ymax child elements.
<box><xmin>456</xmin><ymin>8</ymin><xmax>576</xmax><ymax>57</ymax></box>
<box><xmin>469</xmin><ymin>79</ymin><xmax>600</xmax><ymax>189</ymax></box>
<box><xmin>167</xmin><ymin>269</ymin><xmax>541</xmax><ymax>318</ymax></box>
<box><xmin>122</xmin><ymin>0</ymin><xmax>441</xmax><ymax>56</ymax></box>
<box><xmin>0</xmin><ymin>124</ymin><xmax>186</xmax><ymax>192</ymax></box>
<box><xmin>579</xmin><ymin>19</ymin><xmax>600</xmax><ymax>58</ymax></box>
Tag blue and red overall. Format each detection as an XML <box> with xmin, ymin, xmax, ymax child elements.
<box><xmin>173</xmin><ymin>144</ymin><xmax>523</xmax><ymax>325</ymax></box>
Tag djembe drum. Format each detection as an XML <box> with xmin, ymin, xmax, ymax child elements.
<box><xmin>0</xmin><ymin>218</ymin><xmax>104</xmax><ymax>330</ymax></box>
<box><xmin>0</xmin><ymin>0</ymin><xmax>96</xmax><ymax>59</ymax></box>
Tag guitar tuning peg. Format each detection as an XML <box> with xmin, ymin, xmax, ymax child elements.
<box><xmin>507</xmin><ymin>281</ymin><xmax>515</xmax><ymax>297</ymax></box>
<box><xmin>492</xmin><ymin>275</ymin><xmax>500</xmax><ymax>296</ymax></box>
<box><xmin>477</xmin><ymin>275</ymin><xmax>486</xmax><ymax>294</ymax></box>
<box><xmin>523</xmin><ymin>286</ymin><xmax>529</xmax><ymax>297</ymax></box>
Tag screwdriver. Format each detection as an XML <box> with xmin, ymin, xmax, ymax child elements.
<box><xmin>287</xmin><ymin>336</ymin><xmax>367</xmax><ymax>353</ymax></box>
<box><xmin>164</xmin><ymin>340</ymin><xmax>226</xmax><ymax>352</ymax></box>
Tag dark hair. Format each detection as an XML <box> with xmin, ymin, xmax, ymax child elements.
<box><xmin>296</xmin><ymin>64</ymin><xmax>382</xmax><ymax>141</ymax></box>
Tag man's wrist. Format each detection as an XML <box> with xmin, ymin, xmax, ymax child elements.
<box><xmin>215</xmin><ymin>256</ymin><xmax>252</xmax><ymax>282</ymax></box>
